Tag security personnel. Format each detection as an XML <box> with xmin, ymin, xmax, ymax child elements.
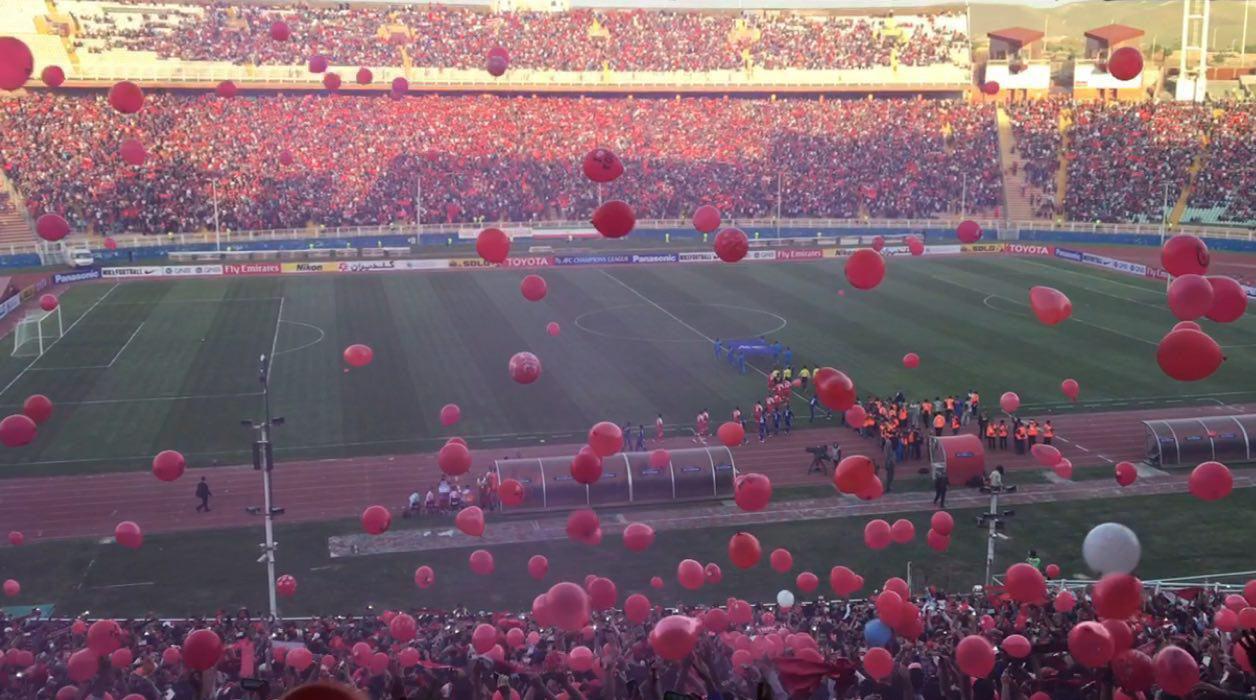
<box><xmin>997</xmin><ymin>420</ymin><xmax>1009</xmax><ymax>450</ymax></box>
<box><xmin>950</xmin><ymin>414</ymin><xmax>961</xmax><ymax>435</ymax></box>
<box><xmin>1043</xmin><ymin>420</ymin><xmax>1055</xmax><ymax>445</ymax></box>
<box><xmin>932</xmin><ymin>412</ymin><xmax>945</xmax><ymax>437</ymax></box>
<box><xmin>1014</xmin><ymin>422</ymin><xmax>1028</xmax><ymax>454</ymax></box>
<box><xmin>1026</xmin><ymin>420</ymin><xmax>1039</xmax><ymax>447</ymax></box>
<box><xmin>944</xmin><ymin>395</ymin><xmax>956</xmax><ymax>421</ymax></box>
<box><xmin>921</xmin><ymin>399</ymin><xmax>933</xmax><ymax>429</ymax></box>
<box><xmin>985</xmin><ymin>422</ymin><xmax>997</xmax><ymax>449</ymax></box>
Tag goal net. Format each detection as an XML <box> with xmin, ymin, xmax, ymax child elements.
<box><xmin>12</xmin><ymin>306</ymin><xmax>64</xmax><ymax>358</ymax></box>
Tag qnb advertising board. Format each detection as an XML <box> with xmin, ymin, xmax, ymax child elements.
<box><xmin>493</xmin><ymin>446</ymin><xmax>736</xmax><ymax>510</ymax></box>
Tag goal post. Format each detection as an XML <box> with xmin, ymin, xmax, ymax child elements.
<box><xmin>12</xmin><ymin>306</ymin><xmax>64</xmax><ymax>358</ymax></box>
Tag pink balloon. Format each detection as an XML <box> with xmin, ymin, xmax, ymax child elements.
<box><xmin>547</xmin><ymin>582</ymin><xmax>590</xmax><ymax>632</ymax></box>
<box><xmin>469</xmin><ymin>549</ymin><xmax>494</xmax><ymax>575</ymax></box>
<box><xmin>704</xmin><ymin>562</ymin><xmax>723</xmax><ymax>585</ymax></box>
<box><xmin>769</xmin><ymin>548</ymin><xmax>793</xmax><ymax>573</ymax></box>
<box><xmin>1004</xmin><ymin>563</ymin><xmax>1046</xmax><ymax>603</ymax></box>
<box><xmin>437</xmin><ymin>440</ymin><xmax>472</xmax><ymax>476</ymax></box>
<box><xmin>527</xmin><ymin>554</ymin><xmax>548</xmax><ymax>580</ymax></box>
<box><xmin>546</xmin><ymin>322</ymin><xmax>561</xmax><ymax>336</ymax></box>
<box><xmin>1002</xmin><ymin>634</ymin><xmax>1031</xmax><ymax>659</ymax></box>
<box><xmin>623</xmin><ymin>522</ymin><xmax>655</xmax><ymax>552</ymax></box>
<box><xmin>796</xmin><ymin>571</ymin><xmax>819</xmax><ymax>593</ymax></box>
<box><xmin>1094</xmin><ymin>573</ymin><xmax>1143</xmax><ymax>620</ymax></box>
<box><xmin>649</xmin><ymin>615</ymin><xmax>699</xmax><ymax>661</ymax></box>
<box><xmin>520</xmin><ymin>274</ymin><xmax>548</xmax><ymax>302</ymax></box>
<box><xmin>678</xmin><ymin>559</ymin><xmax>704</xmax><ymax>590</ymax></box>
<box><xmin>863</xmin><ymin>519</ymin><xmax>892</xmax><ymax>550</ymax></box>
<box><xmin>566</xmin><ymin>508</ymin><xmax>601</xmax><ymax>545</ymax></box>
<box><xmin>926</xmin><ymin>528</ymin><xmax>951</xmax><ymax>552</ymax></box>
<box><xmin>692</xmin><ymin>205</ymin><xmax>721</xmax><ymax>233</ymax></box>
<box><xmin>472</xmin><ymin>623</ymin><xmax>497</xmax><ymax>654</ymax></box>
<box><xmin>1153</xmin><ymin>646</ymin><xmax>1199</xmax><ymax>696</ymax></box>
<box><xmin>361</xmin><ymin>505</ymin><xmax>391</xmax><ymax>535</ymax></box>
<box><xmin>568</xmin><ymin>645</ymin><xmax>595</xmax><ymax>672</ymax></box>
<box><xmin>1054</xmin><ymin>589</ymin><xmax>1077</xmax><ymax>613</ymax></box>
<box><xmin>1060</xmin><ymin>378</ymin><xmax>1080</xmax><ymax>400</ymax></box>
<box><xmin>999</xmin><ymin>391</ymin><xmax>1020</xmax><ymax>414</ymax></box>
<box><xmin>508</xmin><ymin>351</ymin><xmax>542</xmax><ymax>384</ymax></box>
<box><xmin>902</xmin><ymin>352</ymin><xmax>920</xmax><ymax>369</ymax></box>
<box><xmin>1167</xmin><ymin>274</ymin><xmax>1214</xmax><ymax>321</ymax></box>
<box><xmin>439</xmin><ymin>403</ymin><xmax>461</xmax><ymax>427</ymax></box>
<box><xmin>588</xmin><ymin>577</ymin><xmax>618</xmax><ymax>611</ymax></box>
<box><xmin>829</xmin><ymin>566</ymin><xmax>860</xmax><ymax>596</ymax></box>
<box><xmin>414</xmin><ymin>565</ymin><xmax>435</xmax><ymax>588</ymax></box>
<box><xmin>625</xmin><ymin>593</ymin><xmax>651</xmax><ymax>623</ymax></box>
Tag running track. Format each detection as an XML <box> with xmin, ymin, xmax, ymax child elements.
<box><xmin>1</xmin><ymin>402</ymin><xmax>1248</xmax><ymax>543</ymax></box>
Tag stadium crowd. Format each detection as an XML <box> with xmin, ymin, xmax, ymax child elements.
<box><xmin>1005</xmin><ymin>98</ymin><xmax>1066</xmax><ymax>219</ymax></box>
<box><xmin>1186</xmin><ymin>103</ymin><xmax>1256</xmax><ymax>225</ymax></box>
<box><xmin>71</xmin><ymin>3</ymin><xmax>967</xmax><ymax>72</ymax></box>
<box><xmin>0</xmin><ymin>93</ymin><xmax>1001</xmax><ymax>235</ymax></box>
<box><xmin>0</xmin><ymin>580</ymin><xmax>1252</xmax><ymax>699</ymax></box>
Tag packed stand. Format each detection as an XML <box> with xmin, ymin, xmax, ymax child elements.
<box><xmin>1186</xmin><ymin>102</ymin><xmax>1255</xmax><ymax>225</ymax></box>
<box><xmin>0</xmin><ymin>93</ymin><xmax>1001</xmax><ymax>235</ymax></box>
<box><xmin>0</xmin><ymin>579</ymin><xmax>1252</xmax><ymax>699</ymax></box>
<box><xmin>1005</xmin><ymin>98</ymin><xmax>1067</xmax><ymax>219</ymax></box>
<box><xmin>69</xmin><ymin>2</ymin><xmax>967</xmax><ymax>72</ymax></box>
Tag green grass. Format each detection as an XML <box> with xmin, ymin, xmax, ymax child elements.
<box><xmin>1</xmin><ymin>255</ymin><xmax>1252</xmax><ymax>476</ymax></box>
<box><xmin>0</xmin><ymin>487</ymin><xmax>1250</xmax><ymax>617</ymax></box>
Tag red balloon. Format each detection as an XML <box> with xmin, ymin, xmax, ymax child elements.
<box><xmin>151</xmin><ymin>450</ymin><xmax>186</xmax><ymax>481</ymax></box>
<box><xmin>999</xmin><ymin>391</ymin><xmax>1021</xmax><ymax>413</ymax></box>
<box><xmin>728</xmin><ymin>531</ymin><xmax>761</xmax><ymax>569</ymax></box>
<box><xmin>863</xmin><ymin>647</ymin><xmax>893</xmax><ymax>680</ymax></box>
<box><xmin>322</xmin><ymin>72</ymin><xmax>341</xmax><ymax>90</ymax></box>
<box><xmin>875</xmin><ymin>590</ymin><xmax>903</xmax><ymax>621</ymax></box>
<box><xmin>1239</xmin><ymin>607</ymin><xmax>1256</xmax><ymax>630</ymax></box>
<box><xmin>22</xmin><ymin>394</ymin><xmax>52</xmax><ymax>424</ymax></box>
<box><xmin>114</xmin><ymin>520</ymin><xmax>142</xmax><ymax>549</ymax></box>
<box><xmin>36</xmin><ymin>294</ymin><xmax>58</xmax><ymax>313</ymax></box>
<box><xmin>1002</xmin><ymin>634</ymin><xmax>1031</xmax><ymax>658</ymax></box>
<box><xmin>508</xmin><ymin>351</ymin><xmax>542</xmax><ymax>384</ymax></box>
<box><xmin>1108</xmin><ymin>47</ymin><xmax>1144</xmax><ymax>81</ymax></box>
<box><xmin>119</xmin><ymin>139</ymin><xmax>146</xmax><ymax>166</ymax></box>
<box><xmin>1030</xmin><ymin>443</ymin><xmax>1060</xmax><ymax>467</ymax></box>
<box><xmin>1226</xmin><ymin>593</ymin><xmax>1247</xmax><ymax>611</ymax></box>
<box><xmin>906</xmin><ymin>236</ymin><xmax>925</xmax><ymax>256</ymax></box>
<box><xmin>1189</xmin><ymin>461</ymin><xmax>1233</xmax><ymax>500</ymax></box>
<box><xmin>692</xmin><ymin>205</ymin><xmax>721</xmax><ymax>233</ymax></box>
<box><xmin>1246</xmin><ymin>578</ymin><xmax>1256</xmax><ymax>605</ymax></box>
<box><xmin>216</xmin><ymin>80</ymin><xmax>237</xmax><ymax>98</ymax></box>
<box><xmin>1061</xmin><ymin>378</ymin><xmax>1080</xmax><ymax>400</ymax></box>
<box><xmin>1005</xmin><ymin>563</ymin><xmax>1046</xmax><ymax>603</ymax></box>
<box><xmin>591</xmin><ymin>200</ymin><xmax>635</xmax><ymax>238</ymax></box>
<box><xmin>525</xmin><ymin>554</ymin><xmax>548</xmax><ymax>581</ymax></box>
<box><xmin>834</xmin><ymin>455</ymin><xmax>875</xmax><ymax>494</ymax></box>
<box><xmin>1068</xmin><ymin>621</ymin><xmax>1114</xmax><ymax>668</ymax></box>
<box><xmin>588</xmin><ymin>577</ymin><xmax>617</xmax><ymax>611</ymax></box>
<box><xmin>1</xmin><ymin>579</ymin><xmax>17</xmax><ymax>597</ymax></box>
<box><xmin>41</xmin><ymin>65</ymin><xmax>65</xmax><ymax>88</ymax></box>
<box><xmin>104</xmin><ymin>237</ymin><xmax>118</xmax><ymax>250</ymax></box>
<box><xmin>769</xmin><ymin>548</ymin><xmax>793</xmax><ymax>573</ymax></box>
<box><xmin>343</xmin><ymin>344</ymin><xmax>373</xmax><ymax>367</ymax></box>
<box><xmin>714</xmin><ymin>228</ymin><xmax>749</xmax><ymax>263</ymax></box>
<box><xmin>1162</xmin><ymin>234</ymin><xmax>1209</xmax><ymax>277</ymax></box>
<box><xmin>499</xmin><ymin>478</ymin><xmax>524</xmax><ymax>507</ymax></box>
<box><xmin>796</xmin><ymin>571</ymin><xmax>819</xmax><ymax>593</ymax></box>
<box><xmin>161</xmin><ymin>646</ymin><xmax>181</xmax><ymax>666</ymax></box>
<box><xmin>7</xmin><ymin>531</ymin><xmax>22</xmax><ymax>546</ymax></box>
<box><xmin>1206</xmin><ymin>276</ymin><xmax>1247</xmax><ymax>323</ymax></box>
<box><xmin>1029</xmin><ymin>286</ymin><xmax>1072</xmax><ymax>325</ymax></box>
<box><xmin>68</xmin><ymin>648</ymin><xmax>98</xmax><ymax>682</ymax></box>
<box><xmin>455</xmin><ymin>506</ymin><xmax>485</xmax><ymax>537</ymax></box>
<box><xmin>650</xmin><ymin>615</ymin><xmax>699</xmax><ymax>661</ymax></box>
<box><xmin>183</xmin><ymin>629</ymin><xmax>223</xmax><ymax>671</ymax></box>
<box><xmin>829</xmin><ymin>565</ymin><xmax>860</xmax><ymax>596</ymax></box>
<box><xmin>622</xmin><ymin>522</ymin><xmax>655</xmax><ymax>552</ymax></box>
<box><xmin>625</xmin><ymin>593</ymin><xmax>651</xmax><ymax>623</ymax></box>
<box><xmin>677</xmin><ymin>559</ymin><xmax>704</xmax><ymax>590</ymax></box>
<box><xmin>863</xmin><ymin>519</ymin><xmax>892</xmax><ymax>550</ymax></box>
<box><xmin>844</xmin><ymin>405</ymin><xmax>867</xmax><ymax>428</ymax></box>
<box><xmin>890</xmin><ymin>519</ymin><xmax>916</xmax><ymax>544</ymax></box>
<box><xmin>923</xmin><ymin>529</ymin><xmax>950</xmax><ymax>554</ymax></box>
<box><xmin>582</xmin><ymin>148</ymin><xmax>623</xmax><ymax>183</ymax></box>
<box><xmin>649</xmin><ymin>448</ymin><xmax>670</xmax><ymax>468</ymax></box>
<box><xmin>1153</xmin><ymin>646</ymin><xmax>1198</xmax><ymax>696</ymax></box>
<box><xmin>545</xmin><ymin>321</ymin><xmax>561</xmax><ymax>337</ymax></box>
<box><xmin>1167</xmin><ymin>274</ymin><xmax>1214</xmax><ymax>321</ymax></box>
<box><xmin>361</xmin><ymin>505</ymin><xmax>391</xmax><ymax>535</ymax></box>
<box><xmin>1094</xmin><ymin>574</ymin><xmax>1142</xmax><ymax>620</ymax></box>
<box><xmin>814</xmin><ymin>367</ymin><xmax>857</xmax><ymax>411</ymax></box>
<box><xmin>1103</xmin><ymin>619</ymin><xmax>1134</xmax><ymax>653</ymax></box>
<box><xmin>1046</xmin><ymin>563</ymin><xmax>1061</xmax><ymax>578</ymax></box>
<box><xmin>872</xmin><ymin>235</ymin><xmax>886</xmax><ymax>252</ymax></box>
<box><xmin>87</xmin><ymin>620</ymin><xmax>121</xmax><ymax>655</ymax></box>
<box><xmin>476</xmin><ymin>227</ymin><xmax>510</xmax><ymax>263</ymax></box>
<box><xmin>703</xmin><ymin>607</ymin><xmax>729</xmax><ymax>633</ymax></box>
<box><xmin>469</xmin><ymin>549</ymin><xmax>494</xmax><ymax>575</ymax></box>
<box><xmin>1112</xmin><ymin>649</ymin><xmax>1155</xmax><ymax>693</ymax></box>
<box><xmin>0</xmin><ymin>37</ymin><xmax>33</xmax><ymax>91</ymax></box>
<box><xmin>269</xmin><ymin>21</ymin><xmax>291</xmax><ymax>41</ymax></box>
<box><xmin>570</xmin><ymin>446</ymin><xmax>603</xmax><ymax>485</ymax></box>
<box><xmin>955</xmin><ymin>635</ymin><xmax>995</xmax><ymax>677</ymax></box>
<box><xmin>956</xmin><ymin>220</ymin><xmax>982</xmax><ymax>243</ymax></box>
<box><xmin>108</xmin><ymin>81</ymin><xmax>144</xmax><ymax>114</ymax></box>
<box><xmin>486</xmin><ymin>48</ymin><xmax>509</xmax><ymax>76</ymax></box>
<box><xmin>980</xmin><ymin>80</ymin><xmax>1000</xmax><ymax>96</ymax></box>
<box><xmin>439</xmin><ymin>403</ymin><xmax>461</xmax><ymax>427</ymax></box>
<box><xmin>391</xmin><ymin>76</ymin><xmax>409</xmax><ymax>95</ymax></box>
<box><xmin>930</xmin><ymin>511</ymin><xmax>955</xmax><ymax>536</ymax></box>
<box><xmin>902</xmin><ymin>352</ymin><xmax>920</xmax><ymax>369</ymax></box>
<box><xmin>548</xmin><ymin>581</ymin><xmax>590</xmax><ymax>631</ymax></box>
<box><xmin>566</xmin><ymin>508</ymin><xmax>601</xmax><ymax>545</ymax></box>
<box><xmin>520</xmin><ymin>274</ymin><xmax>548</xmax><ymax>301</ymax></box>
<box><xmin>35</xmin><ymin>214</ymin><xmax>70</xmax><ymax>241</ymax></box>
<box><xmin>845</xmin><ymin>249</ymin><xmax>886</xmax><ymax>290</ymax></box>
<box><xmin>1054</xmin><ymin>589</ymin><xmax>1076</xmax><ymax>612</ymax></box>
<box><xmin>857</xmin><ymin>475</ymin><xmax>884</xmax><ymax>501</ymax></box>
<box><xmin>275</xmin><ymin>574</ymin><xmax>297</xmax><ymax>597</ymax></box>
<box><xmin>587</xmin><ymin>421</ymin><xmax>623</xmax><ymax>456</ymax></box>
<box><xmin>355</xmin><ymin>67</ymin><xmax>372</xmax><ymax>85</ymax></box>
<box><xmin>287</xmin><ymin>647</ymin><xmax>314</xmax><ymax>671</ymax></box>
<box><xmin>437</xmin><ymin>441</ymin><xmax>472</xmax><ymax>476</ymax></box>
<box><xmin>1158</xmin><ymin>328</ymin><xmax>1223</xmax><ymax>381</ymax></box>
<box><xmin>0</xmin><ymin>414</ymin><xmax>36</xmax><ymax>447</ymax></box>
<box><xmin>734</xmin><ymin>473</ymin><xmax>772</xmax><ymax>511</ymax></box>
<box><xmin>717</xmin><ymin>420</ymin><xmax>745</xmax><ymax>447</ymax></box>
<box><xmin>1173</xmin><ymin>320</ymin><xmax>1201</xmax><ymax>331</ymax></box>
<box><xmin>1053</xmin><ymin>458</ymin><xmax>1074</xmax><ymax>480</ymax></box>
<box><xmin>414</xmin><ymin>565</ymin><xmax>434</xmax><ymax>588</ymax></box>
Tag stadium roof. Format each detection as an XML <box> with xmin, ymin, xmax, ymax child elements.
<box><xmin>1084</xmin><ymin>24</ymin><xmax>1145</xmax><ymax>45</ymax></box>
<box><xmin>987</xmin><ymin>27</ymin><xmax>1044</xmax><ymax>46</ymax></box>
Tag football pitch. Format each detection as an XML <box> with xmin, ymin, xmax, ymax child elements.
<box><xmin>1</xmin><ymin>253</ymin><xmax>1253</xmax><ymax>477</ymax></box>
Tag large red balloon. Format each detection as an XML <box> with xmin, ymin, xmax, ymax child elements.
<box><xmin>35</xmin><ymin>214</ymin><xmax>70</xmax><ymax>242</ymax></box>
<box><xmin>1189</xmin><ymin>461</ymin><xmax>1233</xmax><ymax>500</ymax></box>
<box><xmin>845</xmin><ymin>249</ymin><xmax>886</xmax><ymax>290</ymax></box>
<box><xmin>1157</xmin><ymin>328</ymin><xmax>1223</xmax><ymax>381</ymax></box>
<box><xmin>588</xmin><ymin>577</ymin><xmax>618</xmax><ymax>611</ymax></box>
<box><xmin>343</xmin><ymin>344</ymin><xmax>373</xmax><ymax>367</ymax></box>
<box><xmin>119</xmin><ymin>139</ymin><xmax>146</xmax><ymax>166</ymax></box>
<box><xmin>1153</xmin><ymin>646</ymin><xmax>1199</xmax><ymax>696</ymax></box>
<box><xmin>1114</xmin><ymin>461</ymin><xmax>1138</xmax><ymax>486</ymax></box>
<box><xmin>1162</xmin><ymin>234</ymin><xmax>1209</xmax><ymax>277</ymax></box>
<box><xmin>476</xmin><ymin>228</ymin><xmax>510</xmax><ymax>263</ymax></box>
<box><xmin>956</xmin><ymin>220</ymin><xmax>982</xmax><ymax>243</ymax></box>
<box><xmin>927</xmin><ymin>529</ymin><xmax>951</xmax><ymax>552</ymax></box>
<box><xmin>769</xmin><ymin>548</ymin><xmax>793</xmax><ymax>573</ymax></box>
<box><xmin>955</xmin><ymin>635</ymin><xmax>995</xmax><ymax>677</ymax></box>
<box><xmin>68</xmin><ymin>649</ymin><xmax>98</xmax><ymax>682</ymax></box>
<box><xmin>890</xmin><ymin>519</ymin><xmax>916</xmax><ymax>544</ymax></box>
<box><xmin>439</xmin><ymin>403</ymin><xmax>461</xmax><ymax>427</ymax></box>
<box><xmin>1167</xmin><ymin>274</ymin><xmax>1214</xmax><ymax>321</ymax></box>
<box><xmin>152</xmin><ymin>449</ymin><xmax>186</xmax><ymax>481</ymax></box>
<box><xmin>829</xmin><ymin>566</ymin><xmax>860</xmax><ymax>596</ymax></box>
<box><xmin>930</xmin><ymin>511</ymin><xmax>955</xmax><ymax>536</ymax></box>
<box><xmin>570</xmin><ymin>446</ymin><xmax>603</xmax><ymax>484</ymax></box>
<box><xmin>414</xmin><ymin>565</ymin><xmax>435</xmax><ymax>588</ymax></box>
<box><xmin>728</xmin><ymin>531</ymin><xmax>761</xmax><ymax>569</ymax></box>
<box><xmin>548</xmin><ymin>581</ymin><xmax>590</xmax><ymax>631</ymax></box>
<box><xmin>269</xmin><ymin>21</ymin><xmax>291</xmax><ymax>41</ymax></box>
<box><xmin>902</xmin><ymin>352</ymin><xmax>920</xmax><ymax>369</ymax></box>
<box><xmin>692</xmin><ymin>205</ymin><xmax>721</xmax><ymax>233</ymax></box>
<box><xmin>980</xmin><ymin>80</ymin><xmax>1000</xmax><ymax>96</ymax></box>
<box><xmin>216</xmin><ymin>80</ymin><xmax>237</xmax><ymax>98</ymax></box>
<box><xmin>508</xmin><ymin>351</ymin><xmax>542</xmax><ymax>384</ymax></box>
<box><xmin>87</xmin><ymin>620</ymin><xmax>121</xmax><ymax>655</ymax></box>
<box><xmin>1</xmin><ymin>579</ymin><xmax>17</xmax><ymax>597</ymax></box>
<box><xmin>275</xmin><ymin>574</ymin><xmax>297</xmax><ymax>598</ymax></box>
<box><xmin>591</xmin><ymin>200</ymin><xmax>635</xmax><ymax>238</ymax></box>
<box><xmin>1112</xmin><ymin>649</ymin><xmax>1155</xmax><ymax>693</ymax></box>
<box><xmin>390</xmin><ymin>76</ymin><xmax>409</xmax><ymax>95</ymax></box>
<box><xmin>863</xmin><ymin>647</ymin><xmax>893</xmax><ymax>680</ymax></box>
<box><xmin>717</xmin><ymin>420</ymin><xmax>745</xmax><ymax>446</ymax></box>
<box><xmin>469</xmin><ymin>549</ymin><xmax>494</xmax><ymax>575</ymax></box>
<box><xmin>796</xmin><ymin>571</ymin><xmax>819</xmax><ymax>592</ymax></box>
<box><xmin>906</xmin><ymin>235</ymin><xmax>925</xmax><ymax>256</ymax></box>
<box><xmin>486</xmin><ymin>47</ymin><xmax>509</xmax><ymax>76</ymax></box>
<box><xmin>834</xmin><ymin>455</ymin><xmax>875</xmax><ymax>494</ymax></box>
<box><xmin>566</xmin><ymin>508</ymin><xmax>601</xmax><ymax>545</ymax></box>
<box><xmin>677</xmin><ymin>559</ymin><xmax>704</xmax><ymax>590</ymax></box>
<box><xmin>624</xmin><ymin>593</ymin><xmax>650</xmax><ymax>623</ymax></box>
<box><xmin>1108</xmin><ymin>47</ymin><xmax>1144</xmax><ymax>81</ymax></box>
<box><xmin>183</xmin><ymin>629</ymin><xmax>223</xmax><ymax>671</ymax></box>
<box><xmin>1206</xmin><ymin>276</ymin><xmax>1247</xmax><ymax>323</ymax></box>
<box><xmin>38</xmin><ymin>294</ymin><xmax>58</xmax><ymax>312</ymax></box>
<box><xmin>455</xmin><ymin>506</ymin><xmax>485</xmax><ymax>537</ymax></box>
<box><xmin>582</xmin><ymin>148</ymin><xmax>623</xmax><ymax>183</ymax></box>
<box><xmin>520</xmin><ymin>274</ymin><xmax>548</xmax><ymax>302</ymax></box>
<box><xmin>355</xmin><ymin>67</ymin><xmax>372</xmax><ymax>85</ymax></box>
<box><xmin>587</xmin><ymin>421</ymin><xmax>623</xmax><ymax>456</ymax></box>
<box><xmin>815</xmin><ymin>367</ymin><xmax>857</xmax><ymax>411</ymax></box>
<box><xmin>1030</xmin><ymin>443</ymin><xmax>1061</xmax><ymax>467</ymax></box>
<box><xmin>844</xmin><ymin>405</ymin><xmax>867</xmax><ymax>428</ymax></box>
<box><xmin>525</xmin><ymin>554</ymin><xmax>548</xmax><ymax>581</ymax></box>
<box><xmin>863</xmin><ymin>519</ymin><xmax>892</xmax><ymax>550</ymax></box>
<box><xmin>1004</xmin><ymin>563</ymin><xmax>1046</xmax><ymax>603</ymax></box>
<box><xmin>108</xmin><ymin>81</ymin><xmax>144</xmax><ymax>114</ymax></box>
<box><xmin>41</xmin><ymin>65</ymin><xmax>65</xmax><ymax>88</ymax></box>
<box><xmin>649</xmin><ymin>615</ymin><xmax>699</xmax><ymax>661</ymax></box>
<box><xmin>22</xmin><ymin>394</ymin><xmax>53</xmax><ymax>424</ymax></box>
<box><xmin>361</xmin><ymin>505</ymin><xmax>391</xmax><ymax>535</ymax></box>
<box><xmin>1094</xmin><ymin>573</ymin><xmax>1142</xmax><ymax>620</ymax></box>
<box><xmin>622</xmin><ymin>522</ymin><xmax>654</xmax><ymax>552</ymax></box>
<box><xmin>1054</xmin><ymin>589</ymin><xmax>1077</xmax><ymax>612</ymax></box>
<box><xmin>322</xmin><ymin>72</ymin><xmax>341</xmax><ymax>90</ymax></box>
<box><xmin>1029</xmin><ymin>286</ymin><xmax>1072</xmax><ymax>325</ymax></box>
<box><xmin>1068</xmin><ymin>621</ymin><xmax>1115</xmax><ymax>668</ymax></box>
<box><xmin>0</xmin><ymin>38</ymin><xmax>34</xmax><ymax>91</ymax></box>
<box><xmin>714</xmin><ymin>228</ymin><xmax>749</xmax><ymax>263</ymax></box>
<box><xmin>734</xmin><ymin>473</ymin><xmax>772</xmax><ymax>511</ymax></box>
<box><xmin>114</xmin><ymin>521</ymin><xmax>142</xmax><ymax>549</ymax></box>
<box><xmin>1060</xmin><ymin>378</ymin><xmax>1080</xmax><ymax>401</ymax></box>
<box><xmin>0</xmin><ymin>414</ymin><xmax>36</xmax><ymax>447</ymax></box>
<box><xmin>1002</xmin><ymin>634</ymin><xmax>1031</xmax><ymax>659</ymax></box>
<box><xmin>437</xmin><ymin>440</ymin><xmax>472</xmax><ymax>476</ymax></box>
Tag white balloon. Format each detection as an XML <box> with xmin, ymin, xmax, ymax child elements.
<box><xmin>776</xmin><ymin>589</ymin><xmax>795</xmax><ymax>609</ymax></box>
<box><xmin>1082</xmin><ymin>522</ymin><xmax>1141</xmax><ymax>574</ymax></box>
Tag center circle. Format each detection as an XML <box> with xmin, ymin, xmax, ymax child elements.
<box><xmin>574</xmin><ymin>302</ymin><xmax>787</xmax><ymax>344</ymax></box>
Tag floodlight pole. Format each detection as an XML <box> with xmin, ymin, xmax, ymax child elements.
<box><xmin>978</xmin><ymin>483</ymin><xmax>1017</xmax><ymax>587</ymax></box>
<box><xmin>246</xmin><ymin>354</ymin><xmax>283</xmax><ymax>618</ymax></box>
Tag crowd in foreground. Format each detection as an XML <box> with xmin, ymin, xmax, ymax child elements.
<box><xmin>72</xmin><ymin>3</ymin><xmax>967</xmax><ymax>72</ymax></box>
<box><xmin>1</xmin><ymin>578</ymin><xmax>1253</xmax><ymax>699</ymax></box>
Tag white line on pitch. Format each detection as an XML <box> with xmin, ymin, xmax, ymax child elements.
<box><xmin>107</xmin><ymin>322</ymin><xmax>145</xmax><ymax>367</ymax></box>
<box><xmin>0</xmin><ymin>284</ymin><xmax>120</xmax><ymax>399</ymax></box>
